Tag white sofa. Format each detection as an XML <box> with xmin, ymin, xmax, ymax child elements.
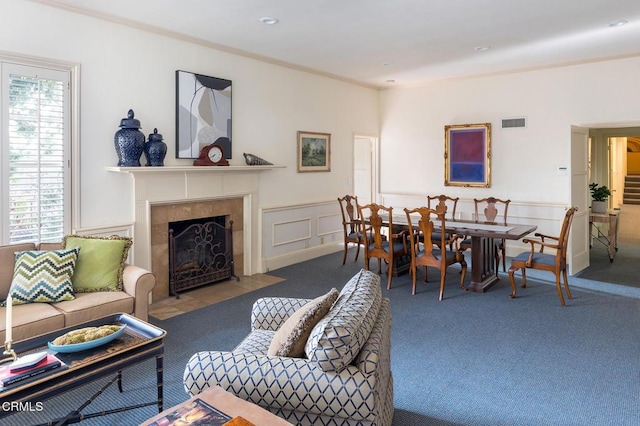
<box><xmin>183</xmin><ymin>269</ymin><xmax>393</xmax><ymax>425</ymax></box>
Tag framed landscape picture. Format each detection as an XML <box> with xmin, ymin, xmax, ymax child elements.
<box><xmin>444</xmin><ymin>123</ymin><xmax>491</xmax><ymax>187</ymax></box>
<box><xmin>297</xmin><ymin>131</ymin><xmax>331</xmax><ymax>172</ymax></box>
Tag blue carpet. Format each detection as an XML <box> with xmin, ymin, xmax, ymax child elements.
<box><xmin>5</xmin><ymin>249</ymin><xmax>640</xmax><ymax>425</ymax></box>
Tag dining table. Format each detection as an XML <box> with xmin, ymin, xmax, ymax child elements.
<box><xmin>386</xmin><ymin>214</ymin><xmax>538</xmax><ymax>292</ymax></box>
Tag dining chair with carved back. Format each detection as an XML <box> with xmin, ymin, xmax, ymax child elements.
<box><xmin>426</xmin><ymin>195</ymin><xmax>460</xmax><ymax>250</ymax></box>
<box><xmin>459</xmin><ymin>197</ymin><xmax>511</xmax><ymax>276</ymax></box>
<box><xmin>357</xmin><ymin>203</ymin><xmax>408</xmax><ymax>290</ymax></box>
<box><xmin>337</xmin><ymin>194</ymin><xmax>365</xmax><ymax>265</ymax></box>
<box><xmin>507</xmin><ymin>207</ymin><xmax>577</xmax><ymax>307</ymax></box>
<box><xmin>404</xmin><ymin>206</ymin><xmax>467</xmax><ymax>300</ymax></box>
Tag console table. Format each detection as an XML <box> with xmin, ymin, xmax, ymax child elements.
<box><xmin>589</xmin><ymin>209</ymin><xmax>619</xmax><ymax>262</ymax></box>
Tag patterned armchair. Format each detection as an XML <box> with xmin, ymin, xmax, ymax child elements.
<box><xmin>183</xmin><ymin>269</ymin><xmax>393</xmax><ymax>426</ymax></box>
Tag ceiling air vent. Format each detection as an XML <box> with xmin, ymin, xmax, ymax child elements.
<box><xmin>501</xmin><ymin>117</ymin><xmax>526</xmax><ymax>129</ymax></box>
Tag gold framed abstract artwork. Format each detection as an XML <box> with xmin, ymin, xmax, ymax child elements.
<box><xmin>444</xmin><ymin>123</ymin><xmax>491</xmax><ymax>187</ymax></box>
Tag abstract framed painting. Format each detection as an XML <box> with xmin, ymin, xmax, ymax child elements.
<box><xmin>175</xmin><ymin>70</ymin><xmax>232</xmax><ymax>159</ymax></box>
<box><xmin>297</xmin><ymin>131</ymin><xmax>331</xmax><ymax>172</ymax></box>
<box><xmin>444</xmin><ymin>123</ymin><xmax>491</xmax><ymax>187</ymax></box>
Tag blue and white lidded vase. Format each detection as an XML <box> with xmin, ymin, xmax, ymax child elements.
<box><xmin>144</xmin><ymin>128</ymin><xmax>167</xmax><ymax>167</ymax></box>
<box><xmin>114</xmin><ymin>109</ymin><xmax>145</xmax><ymax>167</ymax></box>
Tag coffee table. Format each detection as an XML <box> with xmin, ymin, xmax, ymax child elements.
<box><xmin>0</xmin><ymin>313</ymin><xmax>166</xmax><ymax>424</ymax></box>
<box><xmin>141</xmin><ymin>385</ymin><xmax>293</xmax><ymax>425</ymax></box>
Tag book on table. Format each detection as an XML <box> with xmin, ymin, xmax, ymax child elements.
<box><xmin>0</xmin><ymin>353</ymin><xmax>66</xmax><ymax>389</ymax></box>
<box><xmin>147</xmin><ymin>397</ymin><xmax>234</xmax><ymax>426</ymax></box>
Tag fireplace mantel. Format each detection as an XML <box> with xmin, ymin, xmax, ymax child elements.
<box><xmin>106</xmin><ymin>164</ymin><xmax>284</xmax><ymax>283</ymax></box>
<box><xmin>106</xmin><ymin>165</ymin><xmax>284</xmax><ymax>174</ymax></box>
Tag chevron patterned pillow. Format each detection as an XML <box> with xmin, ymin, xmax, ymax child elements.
<box><xmin>8</xmin><ymin>248</ymin><xmax>80</xmax><ymax>305</ymax></box>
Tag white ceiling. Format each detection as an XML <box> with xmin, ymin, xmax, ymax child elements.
<box><xmin>38</xmin><ymin>0</ymin><xmax>640</xmax><ymax>88</ymax></box>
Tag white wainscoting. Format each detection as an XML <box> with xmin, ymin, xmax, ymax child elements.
<box><xmin>261</xmin><ymin>200</ymin><xmax>343</xmax><ymax>272</ymax></box>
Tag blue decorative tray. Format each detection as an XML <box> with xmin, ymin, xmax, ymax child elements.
<box><xmin>48</xmin><ymin>325</ymin><xmax>126</xmax><ymax>353</ymax></box>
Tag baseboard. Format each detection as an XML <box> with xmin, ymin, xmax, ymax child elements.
<box><xmin>263</xmin><ymin>243</ymin><xmax>342</xmax><ymax>272</ymax></box>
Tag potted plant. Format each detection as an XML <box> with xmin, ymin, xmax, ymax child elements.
<box><xmin>589</xmin><ymin>183</ymin><xmax>611</xmax><ymax>213</ymax></box>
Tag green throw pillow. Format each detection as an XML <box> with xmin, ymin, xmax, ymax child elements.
<box><xmin>63</xmin><ymin>235</ymin><xmax>132</xmax><ymax>292</ymax></box>
<box><xmin>9</xmin><ymin>248</ymin><xmax>80</xmax><ymax>304</ymax></box>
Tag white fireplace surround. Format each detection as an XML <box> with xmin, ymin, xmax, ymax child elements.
<box><xmin>106</xmin><ymin>165</ymin><xmax>282</xmax><ymax>276</ymax></box>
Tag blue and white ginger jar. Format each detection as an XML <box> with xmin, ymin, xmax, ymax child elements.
<box><xmin>114</xmin><ymin>109</ymin><xmax>145</xmax><ymax>167</ymax></box>
<box><xmin>144</xmin><ymin>128</ymin><xmax>167</xmax><ymax>167</ymax></box>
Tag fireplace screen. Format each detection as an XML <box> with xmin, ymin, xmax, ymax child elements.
<box><xmin>169</xmin><ymin>216</ymin><xmax>237</xmax><ymax>295</ymax></box>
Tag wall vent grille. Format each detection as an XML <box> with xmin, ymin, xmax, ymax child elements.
<box><xmin>502</xmin><ymin>117</ymin><xmax>526</xmax><ymax>128</ymax></box>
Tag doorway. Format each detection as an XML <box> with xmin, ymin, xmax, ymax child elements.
<box><xmin>353</xmin><ymin>135</ymin><xmax>378</xmax><ymax>205</ymax></box>
<box><xmin>589</xmin><ymin>126</ymin><xmax>640</xmax><ymax>209</ymax></box>
<box><xmin>576</xmin><ymin>125</ymin><xmax>640</xmax><ymax>288</ymax></box>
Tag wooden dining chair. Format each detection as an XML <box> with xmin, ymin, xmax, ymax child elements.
<box><xmin>358</xmin><ymin>203</ymin><xmax>408</xmax><ymax>289</ymax></box>
<box><xmin>404</xmin><ymin>206</ymin><xmax>467</xmax><ymax>300</ymax></box>
<box><xmin>426</xmin><ymin>195</ymin><xmax>459</xmax><ymax>249</ymax></box>
<box><xmin>507</xmin><ymin>207</ymin><xmax>577</xmax><ymax>307</ymax></box>
<box><xmin>460</xmin><ymin>197</ymin><xmax>511</xmax><ymax>276</ymax></box>
<box><xmin>337</xmin><ymin>195</ymin><xmax>365</xmax><ymax>265</ymax></box>
<box><xmin>426</xmin><ymin>195</ymin><xmax>459</xmax><ymax>220</ymax></box>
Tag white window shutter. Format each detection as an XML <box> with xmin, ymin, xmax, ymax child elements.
<box><xmin>2</xmin><ymin>63</ymin><xmax>70</xmax><ymax>244</ymax></box>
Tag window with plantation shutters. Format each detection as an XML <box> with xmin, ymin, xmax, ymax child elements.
<box><xmin>1</xmin><ymin>62</ymin><xmax>71</xmax><ymax>244</ymax></box>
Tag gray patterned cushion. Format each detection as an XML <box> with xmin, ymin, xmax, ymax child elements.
<box><xmin>234</xmin><ymin>329</ymin><xmax>275</xmax><ymax>355</ymax></box>
<box><xmin>305</xmin><ymin>269</ymin><xmax>382</xmax><ymax>372</ymax></box>
<box><xmin>251</xmin><ymin>297</ymin><xmax>311</xmax><ymax>331</ymax></box>
<box><xmin>267</xmin><ymin>288</ymin><xmax>339</xmax><ymax>357</ymax></box>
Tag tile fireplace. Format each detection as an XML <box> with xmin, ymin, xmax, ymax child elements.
<box><xmin>106</xmin><ymin>165</ymin><xmax>281</xmax><ymax>301</ymax></box>
<box><xmin>153</xmin><ymin>198</ymin><xmax>242</xmax><ymax>299</ymax></box>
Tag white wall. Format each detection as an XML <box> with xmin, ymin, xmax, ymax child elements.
<box><xmin>0</xmin><ymin>0</ymin><xmax>378</xmax><ymax>230</ymax></box>
<box><xmin>378</xmin><ymin>56</ymin><xmax>640</xmax><ymax>240</ymax></box>
<box><xmin>0</xmin><ymin>1</ymin><xmax>379</xmax><ymax>271</ymax></box>
<box><xmin>4</xmin><ymin>1</ymin><xmax>640</xmax><ymax>270</ymax></box>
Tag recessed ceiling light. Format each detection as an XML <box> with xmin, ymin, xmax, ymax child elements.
<box><xmin>259</xmin><ymin>16</ymin><xmax>279</xmax><ymax>25</ymax></box>
<box><xmin>474</xmin><ymin>46</ymin><xmax>490</xmax><ymax>52</ymax></box>
<box><xmin>607</xmin><ymin>20</ymin><xmax>628</xmax><ymax>28</ymax></box>
<box><xmin>382</xmin><ymin>62</ymin><xmax>394</xmax><ymax>67</ymax></box>
<box><xmin>386</xmin><ymin>79</ymin><xmax>396</xmax><ymax>84</ymax></box>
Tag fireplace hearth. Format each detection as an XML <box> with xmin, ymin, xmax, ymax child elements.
<box><xmin>169</xmin><ymin>215</ymin><xmax>239</xmax><ymax>296</ymax></box>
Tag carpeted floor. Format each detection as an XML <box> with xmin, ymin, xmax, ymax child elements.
<box><xmin>6</xmin><ymin>249</ymin><xmax>640</xmax><ymax>426</ymax></box>
<box><xmin>576</xmin><ymin>204</ymin><xmax>640</xmax><ymax>288</ymax></box>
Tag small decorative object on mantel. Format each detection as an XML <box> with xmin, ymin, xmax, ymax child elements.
<box><xmin>114</xmin><ymin>109</ymin><xmax>145</xmax><ymax>167</ymax></box>
<box><xmin>243</xmin><ymin>153</ymin><xmax>273</xmax><ymax>165</ymax></box>
<box><xmin>194</xmin><ymin>141</ymin><xmax>229</xmax><ymax>166</ymax></box>
<box><xmin>144</xmin><ymin>128</ymin><xmax>168</xmax><ymax>166</ymax></box>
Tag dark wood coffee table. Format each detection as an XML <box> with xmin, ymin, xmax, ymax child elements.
<box><xmin>0</xmin><ymin>313</ymin><xmax>166</xmax><ymax>424</ymax></box>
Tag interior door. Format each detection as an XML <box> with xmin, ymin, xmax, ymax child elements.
<box><xmin>609</xmin><ymin>137</ymin><xmax>625</xmax><ymax>208</ymax></box>
<box><xmin>569</xmin><ymin>126</ymin><xmax>590</xmax><ymax>274</ymax></box>
<box><xmin>353</xmin><ymin>136</ymin><xmax>375</xmax><ymax>205</ymax></box>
